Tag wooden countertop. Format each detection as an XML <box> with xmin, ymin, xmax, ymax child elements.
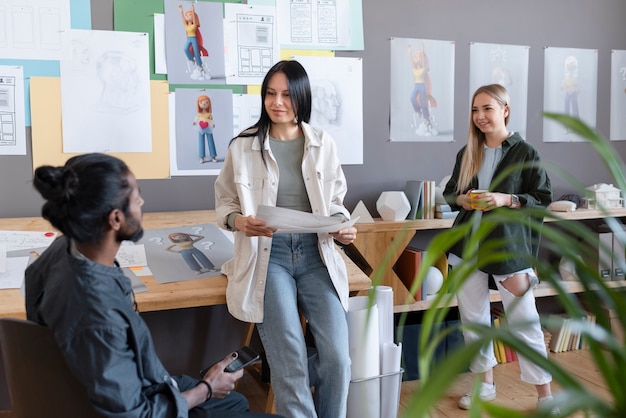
<box><xmin>0</xmin><ymin>211</ymin><xmax>371</xmax><ymax>319</ymax></box>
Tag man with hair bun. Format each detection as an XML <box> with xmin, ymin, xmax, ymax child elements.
<box><xmin>26</xmin><ymin>153</ymin><xmax>281</xmax><ymax>418</ymax></box>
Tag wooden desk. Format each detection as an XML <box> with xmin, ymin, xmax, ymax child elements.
<box><xmin>0</xmin><ymin>211</ymin><xmax>371</xmax><ymax>319</ymax></box>
<box><xmin>352</xmin><ymin>208</ymin><xmax>626</xmax><ymax>307</ymax></box>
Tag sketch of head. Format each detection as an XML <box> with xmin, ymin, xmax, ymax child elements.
<box><xmin>311</xmin><ymin>79</ymin><xmax>341</xmax><ymax>126</ymax></box>
<box><xmin>96</xmin><ymin>51</ymin><xmax>140</xmax><ymax>113</ymax></box>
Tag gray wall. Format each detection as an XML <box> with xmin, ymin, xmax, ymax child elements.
<box><xmin>1</xmin><ymin>0</ymin><xmax>625</xmax><ymax>218</ymax></box>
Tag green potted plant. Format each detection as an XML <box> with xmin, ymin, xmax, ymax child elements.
<box><xmin>392</xmin><ymin>113</ymin><xmax>626</xmax><ymax>417</ymax></box>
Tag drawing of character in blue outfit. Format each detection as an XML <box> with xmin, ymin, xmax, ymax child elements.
<box><xmin>166</xmin><ymin>232</ymin><xmax>216</xmax><ymax>274</ymax></box>
<box><xmin>193</xmin><ymin>95</ymin><xmax>217</xmax><ymax>163</ymax></box>
<box><xmin>179</xmin><ymin>3</ymin><xmax>210</xmax><ymax>80</ymax></box>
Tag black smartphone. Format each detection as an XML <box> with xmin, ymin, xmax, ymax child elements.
<box><xmin>200</xmin><ymin>346</ymin><xmax>260</xmax><ymax>377</ymax></box>
<box><xmin>224</xmin><ymin>346</ymin><xmax>260</xmax><ymax>373</ymax></box>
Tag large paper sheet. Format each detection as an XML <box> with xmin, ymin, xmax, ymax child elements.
<box><xmin>381</xmin><ymin>342</ymin><xmax>403</xmax><ymax>418</ymax></box>
<box><xmin>256</xmin><ymin>205</ymin><xmax>358</xmax><ymax>233</ymax></box>
<box><xmin>346</xmin><ymin>296</ymin><xmax>380</xmax><ymax>418</ymax></box>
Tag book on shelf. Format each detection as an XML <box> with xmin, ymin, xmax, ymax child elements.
<box><xmin>435</xmin><ymin>203</ymin><xmax>452</xmax><ymax>213</ymax></box>
<box><xmin>435</xmin><ymin>210</ymin><xmax>459</xmax><ymax>219</ymax></box>
<box><xmin>404</xmin><ymin>180</ymin><xmax>424</xmax><ymax>220</ymax></box>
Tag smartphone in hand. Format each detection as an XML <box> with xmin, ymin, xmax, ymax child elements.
<box><xmin>200</xmin><ymin>346</ymin><xmax>260</xmax><ymax>377</ymax></box>
<box><xmin>224</xmin><ymin>346</ymin><xmax>260</xmax><ymax>373</ymax></box>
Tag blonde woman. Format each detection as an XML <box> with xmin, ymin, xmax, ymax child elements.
<box><xmin>443</xmin><ymin>84</ymin><xmax>556</xmax><ymax>411</ymax></box>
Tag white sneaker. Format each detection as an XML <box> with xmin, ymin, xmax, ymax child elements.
<box><xmin>458</xmin><ymin>382</ymin><xmax>496</xmax><ymax>410</ymax></box>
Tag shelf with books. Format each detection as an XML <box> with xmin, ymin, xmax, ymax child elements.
<box><xmin>392</xmin><ymin>279</ymin><xmax>626</xmax><ymax>313</ymax></box>
<box><xmin>352</xmin><ymin>208</ymin><xmax>626</xmax><ymax>307</ymax></box>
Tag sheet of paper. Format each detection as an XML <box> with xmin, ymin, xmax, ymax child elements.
<box><xmin>0</xmin><ymin>230</ymin><xmax>57</xmax><ymax>252</ymax></box>
<box><xmin>256</xmin><ymin>205</ymin><xmax>359</xmax><ymax>233</ymax></box>
<box><xmin>60</xmin><ymin>29</ymin><xmax>152</xmax><ymax>153</ymax></box>
<box><xmin>0</xmin><ymin>65</ymin><xmax>27</xmax><ymax>155</ymax></box>
<box><xmin>0</xmin><ymin>256</ymin><xmax>29</xmax><ymax>289</ymax></box>
<box><xmin>116</xmin><ymin>243</ymin><xmax>148</xmax><ymax>268</ymax></box>
<box><xmin>0</xmin><ymin>244</ymin><xmax>6</xmax><ymax>273</ymax></box>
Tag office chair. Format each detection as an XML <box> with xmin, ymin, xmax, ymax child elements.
<box><xmin>0</xmin><ymin>318</ymin><xmax>103</xmax><ymax>418</ymax></box>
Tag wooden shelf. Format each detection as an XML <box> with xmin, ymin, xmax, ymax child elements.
<box><xmin>351</xmin><ymin>208</ymin><xmax>626</xmax><ymax>307</ymax></box>
<box><xmin>393</xmin><ymin>280</ymin><xmax>626</xmax><ymax>313</ymax></box>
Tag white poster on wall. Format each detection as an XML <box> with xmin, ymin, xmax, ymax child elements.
<box><xmin>293</xmin><ymin>55</ymin><xmax>363</xmax><ymax>165</ymax></box>
<box><xmin>0</xmin><ymin>65</ymin><xmax>26</xmax><ymax>155</ymax></box>
<box><xmin>389</xmin><ymin>37</ymin><xmax>455</xmax><ymax>143</ymax></box>
<box><xmin>469</xmin><ymin>42</ymin><xmax>529</xmax><ymax>139</ymax></box>
<box><xmin>543</xmin><ymin>47</ymin><xmax>598</xmax><ymax>142</ymax></box>
<box><xmin>610</xmin><ymin>50</ymin><xmax>626</xmax><ymax>141</ymax></box>
<box><xmin>60</xmin><ymin>29</ymin><xmax>152</xmax><ymax>153</ymax></box>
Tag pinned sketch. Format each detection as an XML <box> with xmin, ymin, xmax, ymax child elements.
<box><xmin>0</xmin><ymin>66</ymin><xmax>26</xmax><ymax>155</ymax></box>
<box><xmin>153</xmin><ymin>13</ymin><xmax>167</xmax><ymax>74</ymax></box>
<box><xmin>170</xmin><ymin>87</ymin><xmax>234</xmax><ymax>176</ymax></box>
<box><xmin>294</xmin><ymin>55</ymin><xmax>363</xmax><ymax>165</ymax></box>
<box><xmin>138</xmin><ymin>224</ymin><xmax>233</xmax><ymax>284</ymax></box>
<box><xmin>389</xmin><ymin>37</ymin><xmax>455</xmax><ymax>143</ymax></box>
<box><xmin>610</xmin><ymin>50</ymin><xmax>626</xmax><ymax>141</ymax></box>
<box><xmin>163</xmin><ymin>0</ymin><xmax>226</xmax><ymax>84</ymax></box>
<box><xmin>223</xmin><ymin>3</ymin><xmax>280</xmax><ymax>85</ymax></box>
<box><xmin>60</xmin><ymin>29</ymin><xmax>152</xmax><ymax>153</ymax></box>
<box><xmin>543</xmin><ymin>47</ymin><xmax>598</xmax><ymax>142</ymax></box>
<box><xmin>470</xmin><ymin>42</ymin><xmax>529</xmax><ymax>138</ymax></box>
<box><xmin>0</xmin><ymin>0</ymin><xmax>71</xmax><ymax>61</ymax></box>
<box><xmin>276</xmin><ymin>0</ymin><xmax>350</xmax><ymax>49</ymax></box>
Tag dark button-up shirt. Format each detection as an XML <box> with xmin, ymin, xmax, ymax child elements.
<box><xmin>25</xmin><ymin>236</ymin><xmax>188</xmax><ymax>417</ymax></box>
<box><xmin>444</xmin><ymin>133</ymin><xmax>553</xmax><ymax>275</ymax></box>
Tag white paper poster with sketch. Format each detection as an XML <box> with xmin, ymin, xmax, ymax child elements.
<box><xmin>543</xmin><ymin>47</ymin><xmax>598</xmax><ymax>142</ymax></box>
<box><xmin>469</xmin><ymin>42</ymin><xmax>529</xmax><ymax>139</ymax></box>
<box><xmin>389</xmin><ymin>37</ymin><xmax>455</xmax><ymax>142</ymax></box>
<box><xmin>60</xmin><ymin>29</ymin><xmax>152</xmax><ymax>153</ymax></box>
<box><xmin>293</xmin><ymin>55</ymin><xmax>363</xmax><ymax>165</ymax></box>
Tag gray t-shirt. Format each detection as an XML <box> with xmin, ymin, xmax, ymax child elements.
<box><xmin>269</xmin><ymin>135</ymin><xmax>312</xmax><ymax>212</ymax></box>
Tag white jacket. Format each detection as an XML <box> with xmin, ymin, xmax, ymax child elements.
<box><xmin>214</xmin><ymin>122</ymin><xmax>351</xmax><ymax>323</ymax></box>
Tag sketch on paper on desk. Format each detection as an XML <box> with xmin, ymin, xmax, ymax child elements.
<box><xmin>0</xmin><ymin>230</ymin><xmax>57</xmax><ymax>252</ymax></box>
<box><xmin>138</xmin><ymin>224</ymin><xmax>233</xmax><ymax>284</ymax></box>
<box><xmin>0</xmin><ymin>256</ymin><xmax>29</xmax><ymax>290</ymax></box>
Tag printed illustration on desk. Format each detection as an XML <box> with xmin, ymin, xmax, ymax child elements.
<box><xmin>139</xmin><ymin>224</ymin><xmax>233</xmax><ymax>284</ymax></box>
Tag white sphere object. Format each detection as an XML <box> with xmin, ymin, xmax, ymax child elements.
<box><xmin>423</xmin><ymin>266</ymin><xmax>444</xmax><ymax>295</ymax></box>
<box><xmin>376</xmin><ymin>191</ymin><xmax>411</xmax><ymax>221</ymax></box>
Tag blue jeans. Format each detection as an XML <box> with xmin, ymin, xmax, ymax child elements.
<box><xmin>410</xmin><ymin>83</ymin><xmax>430</xmax><ymax>119</ymax></box>
<box><xmin>184</xmin><ymin>36</ymin><xmax>202</xmax><ymax>66</ymax></box>
<box><xmin>257</xmin><ymin>233</ymin><xmax>350</xmax><ymax>418</ymax></box>
<box><xmin>181</xmin><ymin>248</ymin><xmax>214</xmax><ymax>271</ymax></box>
<box><xmin>199</xmin><ymin>129</ymin><xmax>216</xmax><ymax>159</ymax></box>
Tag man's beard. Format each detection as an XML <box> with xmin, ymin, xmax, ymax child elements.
<box><xmin>116</xmin><ymin>215</ymin><xmax>144</xmax><ymax>243</ymax></box>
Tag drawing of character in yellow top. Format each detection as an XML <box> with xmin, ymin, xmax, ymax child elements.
<box><xmin>408</xmin><ymin>42</ymin><xmax>438</xmax><ymax>136</ymax></box>
<box><xmin>179</xmin><ymin>3</ymin><xmax>210</xmax><ymax>80</ymax></box>
<box><xmin>166</xmin><ymin>232</ymin><xmax>216</xmax><ymax>274</ymax></box>
<box><xmin>192</xmin><ymin>95</ymin><xmax>217</xmax><ymax>163</ymax></box>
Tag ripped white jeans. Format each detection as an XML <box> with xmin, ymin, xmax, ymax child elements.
<box><xmin>452</xmin><ymin>259</ymin><xmax>552</xmax><ymax>385</ymax></box>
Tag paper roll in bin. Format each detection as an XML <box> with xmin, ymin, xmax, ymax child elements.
<box><xmin>348</xmin><ymin>368</ymin><xmax>404</xmax><ymax>418</ymax></box>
